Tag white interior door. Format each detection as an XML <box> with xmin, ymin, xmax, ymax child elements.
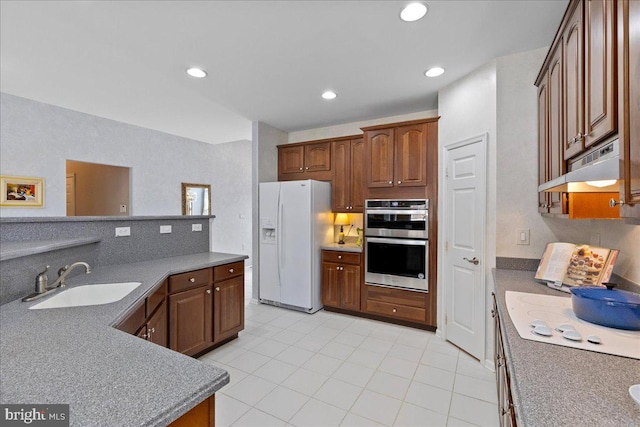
<box><xmin>444</xmin><ymin>135</ymin><xmax>487</xmax><ymax>359</ymax></box>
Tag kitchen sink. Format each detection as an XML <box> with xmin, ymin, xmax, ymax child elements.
<box><xmin>29</xmin><ymin>282</ymin><xmax>142</xmax><ymax>310</ymax></box>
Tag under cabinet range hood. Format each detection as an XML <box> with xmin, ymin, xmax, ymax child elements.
<box><xmin>539</xmin><ymin>139</ymin><xmax>620</xmax><ymax>193</ymax></box>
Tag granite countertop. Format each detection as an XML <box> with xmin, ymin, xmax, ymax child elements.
<box><xmin>0</xmin><ymin>252</ymin><xmax>247</xmax><ymax>427</ymax></box>
<box><xmin>321</xmin><ymin>242</ymin><xmax>363</xmax><ymax>253</ymax></box>
<box><xmin>493</xmin><ymin>269</ymin><xmax>640</xmax><ymax>427</ymax></box>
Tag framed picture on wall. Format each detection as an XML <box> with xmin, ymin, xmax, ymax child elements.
<box><xmin>0</xmin><ymin>175</ymin><xmax>45</xmax><ymax>207</ymax></box>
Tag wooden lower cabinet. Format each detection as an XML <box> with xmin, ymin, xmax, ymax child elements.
<box><xmin>492</xmin><ymin>293</ymin><xmax>518</xmax><ymax>427</ymax></box>
<box><xmin>214</xmin><ymin>274</ymin><xmax>245</xmax><ymax>343</ymax></box>
<box><xmin>321</xmin><ymin>250</ymin><xmax>361</xmax><ymax>311</ymax></box>
<box><xmin>362</xmin><ymin>285</ymin><xmax>427</xmax><ymax>324</ymax></box>
<box><xmin>169</xmin><ymin>395</ymin><xmax>215</xmax><ymax>427</ymax></box>
<box><xmin>116</xmin><ymin>280</ymin><xmax>168</xmax><ymax>347</ymax></box>
<box><xmin>169</xmin><ymin>284</ymin><xmax>214</xmax><ymax>356</ymax></box>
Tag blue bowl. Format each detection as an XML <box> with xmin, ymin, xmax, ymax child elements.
<box><xmin>570</xmin><ymin>287</ymin><xmax>640</xmax><ymax>331</ymax></box>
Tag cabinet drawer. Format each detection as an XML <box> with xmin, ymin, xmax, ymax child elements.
<box><xmin>322</xmin><ymin>251</ymin><xmax>361</xmax><ymax>265</ymax></box>
<box><xmin>214</xmin><ymin>261</ymin><xmax>244</xmax><ymax>282</ymax></box>
<box><xmin>364</xmin><ymin>285</ymin><xmax>426</xmax><ymax>308</ymax></box>
<box><xmin>365</xmin><ymin>299</ymin><xmax>426</xmax><ymax>322</ymax></box>
<box><xmin>169</xmin><ymin>268</ymin><xmax>211</xmax><ymax>294</ymax></box>
<box><xmin>146</xmin><ymin>280</ymin><xmax>167</xmax><ymax>317</ymax></box>
<box><xmin>116</xmin><ymin>302</ymin><xmax>145</xmax><ymax>335</ymax></box>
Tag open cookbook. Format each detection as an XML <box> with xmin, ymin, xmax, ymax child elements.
<box><xmin>535</xmin><ymin>242</ymin><xmax>619</xmax><ymax>292</ymax></box>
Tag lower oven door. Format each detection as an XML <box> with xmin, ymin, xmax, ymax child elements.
<box><xmin>365</xmin><ymin>237</ymin><xmax>428</xmax><ymax>292</ymax></box>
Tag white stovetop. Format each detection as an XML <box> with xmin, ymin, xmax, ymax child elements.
<box><xmin>505</xmin><ymin>291</ymin><xmax>640</xmax><ymax>360</ymax></box>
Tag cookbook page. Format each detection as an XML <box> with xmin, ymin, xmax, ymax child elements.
<box><xmin>535</xmin><ymin>242</ymin><xmax>576</xmax><ymax>283</ymax></box>
<box><xmin>564</xmin><ymin>245</ymin><xmax>613</xmax><ymax>287</ymax></box>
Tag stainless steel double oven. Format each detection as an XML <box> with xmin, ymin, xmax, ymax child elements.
<box><xmin>364</xmin><ymin>199</ymin><xmax>429</xmax><ymax>292</ymax></box>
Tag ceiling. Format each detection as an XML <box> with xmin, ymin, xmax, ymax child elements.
<box><xmin>0</xmin><ymin>1</ymin><xmax>568</xmax><ymax>145</ymax></box>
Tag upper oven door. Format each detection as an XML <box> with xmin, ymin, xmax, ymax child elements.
<box><xmin>365</xmin><ymin>209</ymin><xmax>428</xmax><ymax>238</ymax></box>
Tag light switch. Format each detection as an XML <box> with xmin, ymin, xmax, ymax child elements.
<box><xmin>516</xmin><ymin>229</ymin><xmax>530</xmax><ymax>246</ymax></box>
<box><xmin>192</xmin><ymin>224</ymin><xmax>203</xmax><ymax>232</ymax></box>
<box><xmin>160</xmin><ymin>225</ymin><xmax>172</xmax><ymax>234</ymax></box>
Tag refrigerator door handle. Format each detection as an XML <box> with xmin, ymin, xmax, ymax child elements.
<box><xmin>277</xmin><ymin>187</ymin><xmax>283</xmax><ymax>284</ymax></box>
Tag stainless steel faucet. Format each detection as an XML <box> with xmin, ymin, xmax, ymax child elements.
<box><xmin>23</xmin><ymin>261</ymin><xmax>92</xmax><ymax>302</ymax></box>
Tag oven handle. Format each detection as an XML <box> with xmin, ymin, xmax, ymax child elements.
<box><xmin>366</xmin><ymin>237</ymin><xmax>427</xmax><ymax>246</ymax></box>
<box><xmin>366</xmin><ymin>209</ymin><xmax>427</xmax><ymax>216</ymax></box>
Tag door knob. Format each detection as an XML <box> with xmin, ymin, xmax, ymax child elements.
<box><xmin>463</xmin><ymin>257</ymin><xmax>480</xmax><ymax>265</ymax></box>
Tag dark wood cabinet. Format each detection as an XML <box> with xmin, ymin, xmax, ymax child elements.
<box><xmin>213</xmin><ymin>263</ymin><xmax>244</xmax><ymax>343</ymax></box>
<box><xmin>563</xmin><ymin>0</ymin><xmax>585</xmax><ymax>160</ymax></box>
<box><xmin>169</xmin><ymin>284</ymin><xmax>214</xmax><ymax>356</ymax></box>
<box><xmin>395</xmin><ymin>123</ymin><xmax>428</xmax><ymax>187</ymax></box>
<box><xmin>278</xmin><ymin>141</ymin><xmax>331</xmax><ymax>181</ymax></box>
<box><xmin>617</xmin><ymin>0</ymin><xmax>640</xmax><ymax>219</ymax></box>
<box><xmin>116</xmin><ymin>280</ymin><xmax>168</xmax><ymax>347</ymax></box>
<box><xmin>585</xmin><ymin>0</ymin><xmax>618</xmax><ymax>148</ymax></box>
<box><xmin>147</xmin><ymin>301</ymin><xmax>167</xmax><ymax>347</ymax></box>
<box><xmin>362</xmin><ymin>285</ymin><xmax>428</xmax><ymax>324</ymax></box>
<box><xmin>492</xmin><ymin>293</ymin><xmax>518</xmax><ymax>427</ymax></box>
<box><xmin>537</xmin><ymin>74</ymin><xmax>550</xmax><ymax>213</ymax></box>
<box><xmin>331</xmin><ymin>136</ymin><xmax>365</xmax><ymax>212</ymax></box>
<box><xmin>321</xmin><ymin>250</ymin><xmax>361</xmax><ymax>312</ymax></box>
<box><xmin>366</xmin><ymin>128</ymin><xmax>395</xmax><ymax>188</ymax></box>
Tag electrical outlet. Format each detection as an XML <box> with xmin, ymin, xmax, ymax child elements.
<box><xmin>516</xmin><ymin>229</ymin><xmax>530</xmax><ymax>245</ymax></box>
<box><xmin>115</xmin><ymin>227</ymin><xmax>131</xmax><ymax>237</ymax></box>
<box><xmin>120</xmin><ymin>204</ymin><xmax>127</xmax><ymax>213</ymax></box>
<box><xmin>160</xmin><ymin>225</ymin><xmax>172</xmax><ymax>234</ymax></box>
<box><xmin>192</xmin><ymin>224</ymin><xmax>202</xmax><ymax>232</ymax></box>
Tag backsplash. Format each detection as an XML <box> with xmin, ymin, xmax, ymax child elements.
<box><xmin>0</xmin><ymin>216</ymin><xmax>210</xmax><ymax>305</ymax></box>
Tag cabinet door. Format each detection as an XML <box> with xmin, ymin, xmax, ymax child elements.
<box><xmin>321</xmin><ymin>261</ymin><xmax>341</xmax><ymax>308</ymax></box>
<box><xmin>331</xmin><ymin>139</ymin><xmax>351</xmax><ymax>212</ymax></box>
<box><xmin>537</xmin><ymin>76</ymin><xmax>550</xmax><ymax>213</ymax></box>
<box><xmin>585</xmin><ymin>0</ymin><xmax>617</xmax><ymax>148</ymax></box>
<box><xmin>548</xmin><ymin>43</ymin><xmax>566</xmax><ymax>214</ymax></box>
<box><xmin>395</xmin><ymin>123</ymin><xmax>428</xmax><ymax>187</ymax></box>
<box><xmin>366</xmin><ymin>128</ymin><xmax>395</xmax><ymax>187</ymax></box>
<box><xmin>304</xmin><ymin>142</ymin><xmax>331</xmax><ymax>172</ymax></box>
<box><xmin>350</xmin><ymin>138</ymin><xmax>365</xmax><ymax>212</ymax></box>
<box><xmin>169</xmin><ymin>285</ymin><xmax>213</xmax><ymax>356</ymax></box>
<box><xmin>214</xmin><ymin>275</ymin><xmax>244</xmax><ymax>343</ymax></box>
<box><xmin>618</xmin><ymin>0</ymin><xmax>640</xmax><ymax>218</ymax></box>
<box><xmin>279</xmin><ymin>145</ymin><xmax>305</xmax><ymax>174</ymax></box>
<box><xmin>147</xmin><ymin>300</ymin><xmax>167</xmax><ymax>348</ymax></box>
<box><xmin>341</xmin><ymin>264</ymin><xmax>361</xmax><ymax>312</ymax></box>
<box><xmin>563</xmin><ymin>0</ymin><xmax>585</xmax><ymax>159</ymax></box>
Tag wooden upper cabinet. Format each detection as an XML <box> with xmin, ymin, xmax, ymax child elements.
<box><xmin>548</xmin><ymin>43</ymin><xmax>566</xmax><ymax>213</ymax></box>
<box><xmin>395</xmin><ymin>123</ymin><xmax>428</xmax><ymax>187</ymax></box>
<box><xmin>537</xmin><ymin>75</ymin><xmax>550</xmax><ymax>213</ymax></box>
<box><xmin>278</xmin><ymin>141</ymin><xmax>331</xmax><ymax>181</ymax></box>
<box><xmin>304</xmin><ymin>142</ymin><xmax>331</xmax><ymax>172</ymax></box>
<box><xmin>585</xmin><ymin>0</ymin><xmax>617</xmax><ymax>148</ymax></box>
<box><xmin>563</xmin><ymin>0</ymin><xmax>585</xmax><ymax>160</ymax></box>
<box><xmin>279</xmin><ymin>145</ymin><xmax>305</xmax><ymax>174</ymax></box>
<box><xmin>367</xmin><ymin>128</ymin><xmax>395</xmax><ymax>187</ymax></box>
<box><xmin>350</xmin><ymin>138</ymin><xmax>365</xmax><ymax>211</ymax></box>
<box><xmin>331</xmin><ymin>137</ymin><xmax>365</xmax><ymax>212</ymax></box>
<box><xmin>618</xmin><ymin>0</ymin><xmax>640</xmax><ymax>218</ymax></box>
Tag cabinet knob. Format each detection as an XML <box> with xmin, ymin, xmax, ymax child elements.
<box><xmin>189</xmin><ymin>278</ymin><xmax>195</xmax><ymax>283</ymax></box>
<box><xmin>299</xmin><ymin>167</ymin><xmax>303</xmax><ymax>171</ymax></box>
<box><xmin>305</xmin><ymin>167</ymin><xmax>309</xmax><ymax>170</ymax></box>
<box><xmin>141</xmin><ymin>333</ymin><xmax>148</xmax><ymax>339</ymax></box>
<box><xmin>576</xmin><ymin>132</ymin><xmax>583</xmax><ymax>141</ymax></box>
<box><xmin>229</xmin><ymin>268</ymin><xmax>234</xmax><ymax>273</ymax></box>
<box><xmin>206</xmin><ymin>289</ymin><xmax>211</xmax><ymax>294</ymax></box>
<box><xmin>216</xmin><ymin>287</ymin><xmax>220</xmax><ymax>292</ymax></box>
<box><xmin>609</xmin><ymin>198</ymin><xmax>625</xmax><ymax>208</ymax></box>
<box><xmin>338</xmin><ymin>255</ymin><xmax>342</xmax><ymax>259</ymax></box>
<box><xmin>397</xmin><ymin>181</ymin><xmax>402</xmax><ymax>184</ymax></box>
<box><xmin>150</xmin><ymin>327</ymin><xmax>155</xmax><ymax>334</ymax></box>
<box><xmin>388</xmin><ymin>181</ymin><xmax>393</xmax><ymax>185</ymax></box>
<box><xmin>392</xmin><ymin>308</ymin><xmax>397</xmax><ymax>313</ymax></box>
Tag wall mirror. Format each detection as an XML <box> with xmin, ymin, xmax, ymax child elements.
<box><xmin>66</xmin><ymin>160</ymin><xmax>130</xmax><ymax>216</ymax></box>
<box><xmin>182</xmin><ymin>183</ymin><xmax>211</xmax><ymax>215</ymax></box>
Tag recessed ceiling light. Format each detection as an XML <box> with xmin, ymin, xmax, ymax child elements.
<box><xmin>322</xmin><ymin>91</ymin><xmax>337</xmax><ymax>100</ymax></box>
<box><xmin>400</xmin><ymin>3</ymin><xmax>428</xmax><ymax>22</ymax></box>
<box><xmin>425</xmin><ymin>67</ymin><xmax>445</xmax><ymax>77</ymax></box>
<box><xmin>186</xmin><ymin>67</ymin><xmax>207</xmax><ymax>78</ymax></box>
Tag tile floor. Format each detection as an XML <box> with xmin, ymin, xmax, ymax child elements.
<box><xmin>199</xmin><ymin>268</ymin><xmax>499</xmax><ymax>427</ymax></box>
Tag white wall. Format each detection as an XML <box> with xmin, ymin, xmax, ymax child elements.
<box><xmin>438</xmin><ymin>59</ymin><xmax>498</xmax><ymax>367</ymax></box>
<box><xmin>210</xmin><ymin>139</ymin><xmax>252</xmax><ymax>265</ymax></box>
<box><xmin>288</xmin><ymin>109</ymin><xmax>438</xmax><ymax>143</ymax></box>
<box><xmin>0</xmin><ymin>93</ymin><xmax>255</xmax><ymax>264</ymax></box>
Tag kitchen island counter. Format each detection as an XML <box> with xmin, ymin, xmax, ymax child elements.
<box><xmin>0</xmin><ymin>252</ymin><xmax>247</xmax><ymax>427</ymax></box>
<box><xmin>493</xmin><ymin>269</ymin><xmax>640</xmax><ymax>427</ymax></box>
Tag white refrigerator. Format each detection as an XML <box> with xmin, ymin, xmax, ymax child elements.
<box><xmin>259</xmin><ymin>180</ymin><xmax>332</xmax><ymax>313</ymax></box>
